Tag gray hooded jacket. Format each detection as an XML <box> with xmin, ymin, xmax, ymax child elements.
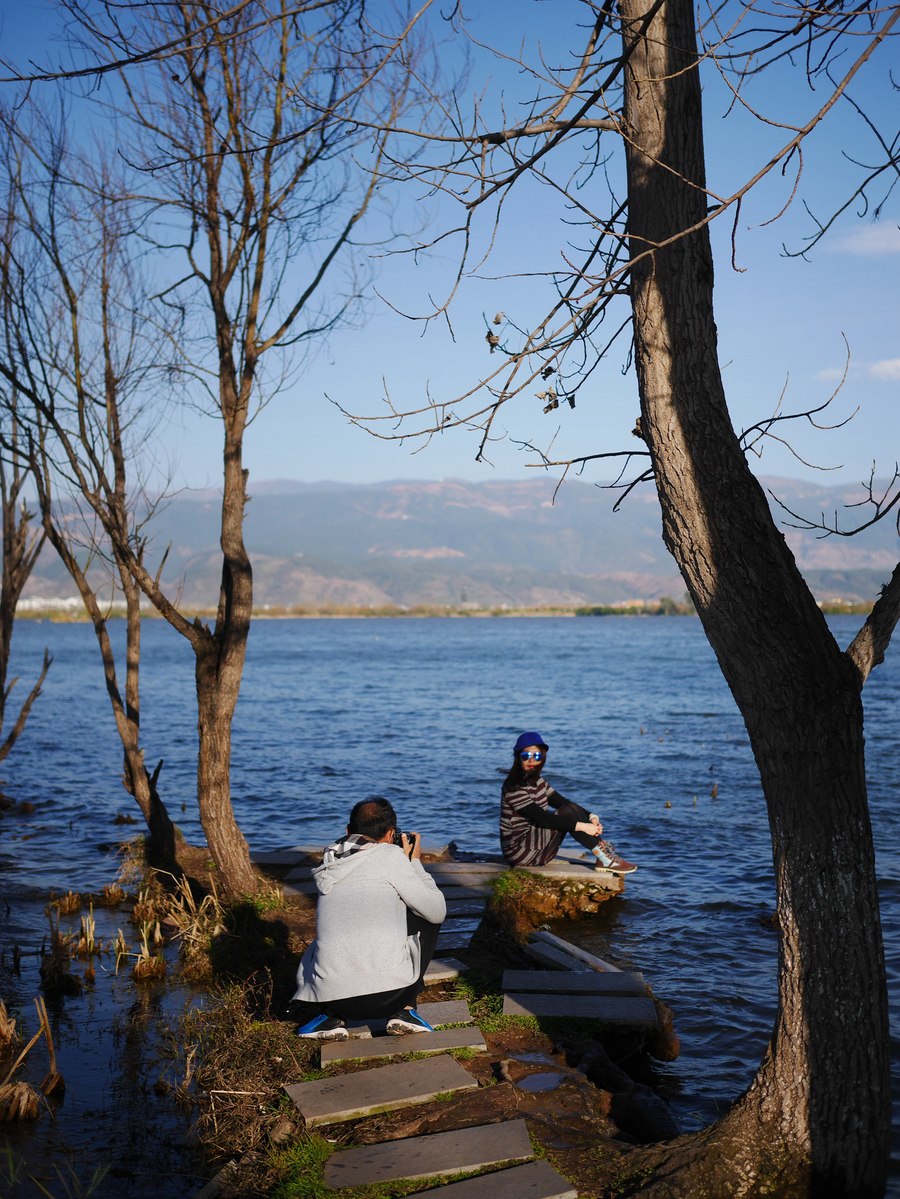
<box><xmin>292</xmin><ymin>837</ymin><xmax>446</xmax><ymax>1004</ymax></box>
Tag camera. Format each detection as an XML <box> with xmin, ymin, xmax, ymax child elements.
<box><xmin>393</xmin><ymin>830</ymin><xmax>415</xmax><ymax>848</ymax></box>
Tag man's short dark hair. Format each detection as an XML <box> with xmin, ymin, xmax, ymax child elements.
<box><xmin>348</xmin><ymin>796</ymin><xmax>397</xmax><ymax>841</ymax></box>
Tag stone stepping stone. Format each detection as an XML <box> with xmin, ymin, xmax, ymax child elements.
<box><xmin>285</xmin><ymin>1055</ymin><xmax>476</xmax><ymax>1127</ymax></box>
<box><xmin>405</xmin><ymin>1159</ymin><xmax>578</xmax><ymax>1199</ymax></box>
<box><xmin>323</xmin><ymin>1118</ymin><xmax>534</xmax><ymax>1188</ymax></box>
<box><xmin>445</xmin><ymin>897</ymin><xmax>488</xmax><ymax>914</ymax></box>
<box><xmin>327</xmin><ymin>998</ymin><xmax>473</xmax><ymax>1044</ymax></box>
<box><xmin>524</xmin><ymin>939</ymin><xmax>592</xmax><ymax>972</ymax></box>
<box><xmin>503</xmin><ymin>991</ymin><xmax>658</xmax><ymax>1029</ymax></box>
<box><xmin>424</xmin><ymin>957</ymin><xmax>468</xmax><ymax>982</ymax></box>
<box><xmin>425</xmin><ymin>861</ymin><xmax>507</xmax><ymax>878</ymax></box>
<box><xmin>321</xmin><ymin>1025</ymin><xmax>486</xmax><ymax>1065</ymax></box>
<box><xmin>420</xmin><ymin>999</ymin><xmax>473</xmax><ymax>1027</ymax></box>
<box><xmin>438</xmin><ymin>884</ymin><xmax>493</xmax><ymax>899</ymax></box>
<box><xmin>530</xmin><ymin>930</ymin><xmax>623</xmax><ymax>973</ymax></box>
<box><xmin>437</xmin><ymin>919</ymin><xmax>478</xmax><ymax>951</ymax></box>
<box><xmin>250</xmin><ymin>848</ymin><xmax>311</xmax><ymax>866</ymax></box>
<box><xmin>428</xmin><ymin>872</ymin><xmax>503</xmax><ymax>889</ymax></box>
<box><xmin>503</xmin><ymin>968</ymin><xmax>645</xmax><ymax>995</ymax></box>
<box><xmin>281</xmin><ymin>878</ymin><xmax>318</xmax><ymax>897</ymax></box>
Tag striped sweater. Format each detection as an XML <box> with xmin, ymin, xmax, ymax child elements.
<box><xmin>500</xmin><ymin>774</ymin><xmax>581</xmax><ymax>866</ymax></box>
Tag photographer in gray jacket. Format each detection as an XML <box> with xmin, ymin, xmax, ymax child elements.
<box><xmin>290</xmin><ymin>796</ymin><xmax>446</xmax><ymax>1042</ymax></box>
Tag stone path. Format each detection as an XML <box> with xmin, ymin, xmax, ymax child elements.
<box><xmin>242</xmin><ymin>845</ymin><xmax>659</xmax><ymax>1197</ymax></box>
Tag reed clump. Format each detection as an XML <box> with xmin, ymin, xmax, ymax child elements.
<box><xmin>157</xmin><ymin>874</ymin><xmax>226</xmax><ymax>982</ymax></box>
<box><xmin>39</xmin><ymin>914</ymin><xmax>82</xmax><ymax>998</ymax></box>
<box><xmin>0</xmin><ymin>1080</ymin><xmax>40</xmax><ymax>1122</ymax></box>
<box><xmin>0</xmin><ymin>1000</ymin><xmax>16</xmax><ymax>1053</ymax></box>
<box><xmin>132</xmin><ymin>922</ymin><xmax>166</xmax><ymax>982</ymax></box>
<box><xmin>98</xmin><ymin>882</ymin><xmax>127</xmax><ymax>907</ymax></box>
<box><xmin>47</xmin><ymin>890</ymin><xmax>81</xmax><ymax>915</ymax></box>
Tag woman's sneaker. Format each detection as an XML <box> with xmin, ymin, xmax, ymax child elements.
<box><xmin>296</xmin><ymin>1014</ymin><xmax>349</xmax><ymax>1041</ymax></box>
<box><xmin>605</xmin><ymin>857</ymin><xmax>638</xmax><ymax>875</ymax></box>
<box><xmin>386</xmin><ymin>1009</ymin><xmax>434</xmax><ymax>1036</ymax></box>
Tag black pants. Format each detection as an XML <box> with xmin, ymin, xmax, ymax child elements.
<box><xmin>293</xmin><ymin>910</ymin><xmax>442</xmax><ymax>1022</ymax></box>
<box><xmin>558</xmin><ymin>799</ymin><xmax>604</xmax><ymax>852</ymax></box>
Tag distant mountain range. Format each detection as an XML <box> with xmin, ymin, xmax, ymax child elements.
<box><xmin>21</xmin><ymin>476</ymin><xmax>898</xmax><ymax>609</ymax></box>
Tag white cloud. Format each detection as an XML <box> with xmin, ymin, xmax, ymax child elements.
<box><xmin>815</xmin><ymin>367</ymin><xmax>849</xmax><ymax>382</ymax></box>
<box><xmin>869</xmin><ymin>358</ymin><xmax>900</xmax><ymax>381</ymax></box>
<box><xmin>828</xmin><ymin>225</ymin><xmax>900</xmax><ymax>256</ymax></box>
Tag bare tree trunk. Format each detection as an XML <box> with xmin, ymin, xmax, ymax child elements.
<box><xmin>619</xmin><ymin>0</ymin><xmax>890</xmax><ymax>1192</ymax></box>
<box><xmin>191</xmin><ymin>424</ymin><xmax>257</xmax><ymax>899</ymax></box>
<box><xmin>35</xmin><ymin>504</ymin><xmax>179</xmax><ymax>871</ymax></box>
<box><xmin>0</xmin><ymin>469</ymin><xmax>50</xmax><ymax>764</ymax></box>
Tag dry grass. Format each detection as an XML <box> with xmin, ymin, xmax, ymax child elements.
<box><xmin>159</xmin><ymin>873</ymin><xmax>227</xmax><ymax>981</ymax></box>
<box><xmin>132</xmin><ymin>922</ymin><xmax>166</xmax><ymax>982</ymax></box>
<box><xmin>97</xmin><ymin>882</ymin><xmax>127</xmax><ymax>906</ymax></box>
<box><xmin>172</xmin><ymin>980</ymin><xmax>313</xmax><ymax>1189</ymax></box>
<box><xmin>0</xmin><ymin>1080</ymin><xmax>41</xmax><ymax>1122</ymax></box>
<box><xmin>47</xmin><ymin>890</ymin><xmax>81</xmax><ymax>916</ymax></box>
<box><xmin>39</xmin><ymin>913</ymin><xmax>82</xmax><ymax>998</ymax></box>
<box><xmin>0</xmin><ymin>1001</ymin><xmax>16</xmax><ymax>1053</ymax></box>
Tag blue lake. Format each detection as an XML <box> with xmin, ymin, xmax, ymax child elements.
<box><xmin>1</xmin><ymin>613</ymin><xmax>898</xmax><ymax>1193</ymax></box>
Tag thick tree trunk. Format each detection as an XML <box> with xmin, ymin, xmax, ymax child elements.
<box><xmin>190</xmin><ymin>425</ymin><xmax>258</xmax><ymax>901</ymax></box>
<box><xmin>619</xmin><ymin>0</ymin><xmax>890</xmax><ymax>1193</ymax></box>
<box><xmin>194</xmin><ymin>633</ymin><xmax>257</xmax><ymax>900</ymax></box>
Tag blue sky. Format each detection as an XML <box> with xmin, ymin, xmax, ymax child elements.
<box><xmin>1</xmin><ymin>1</ymin><xmax>896</xmax><ymax>492</ymax></box>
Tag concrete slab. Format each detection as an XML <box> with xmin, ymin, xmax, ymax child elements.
<box><xmin>437</xmin><ymin>932</ymin><xmax>473</xmax><ymax>952</ymax></box>
<box><xmin>438</xmin><ymin>884</ymin><xmax>493</xmax><ymax>899</ymax></box>
<box><xmin>418</xmin><ymin>999</ymin><xmax>472</xmax><ymax>1027</ymax></box>
<box><xmin>320</xmin><ymin>1025</ymin><xmax>486</xmax><ymax>1065</ymax></box>
<box><xmin>503</xmin><ymin>968</ymin><xmax>645</xmax><ymax>995</ymax></box>
<box><xmin>281</xmin><ymin>879</ymin><xmax>318</xmax><ymax>897</ymax></box>
<box><xmin>445</xmin><ymin>897</ymin><xmax>488</xmax><ymax>914</ymax></box>
<box><xmin>424</xmin><ymin>957</ymin><xmax>469</xmax><ymax>982</ymax></box>
<box><xmin>523</xmin><ymin>941</ymin><xmax>594</xmax><ymax>972</ymax></box>
<box><xmin>285</xmin><ymin>1055</ymin><xmax>477</xmax><ymax>1127</ymax></box>
<box><xmin>427</xmin><ymin>872</ymin><xmax>503</xmax><ymax>889</ymax></box>
<box><xmin>323</xmin><ymin>1118</ymin><xmax>534</xmax><ymax>1188</ymax></box>
<box><xmin>424</xmin><ymin>861</ymin><xmax>506</xmax><ymax>877</ymax></box>
<box><xmin>250</xmin><ymin>849</ymin><xmax>311</xmax><ymax>866</ymax></box>
<box><xmin>503</xmin><ymin>992</ymin><xmax>658</xmax><ymax>1029</ymax></box>
<box><xmin>405</xmin><ymin>1160</ymin><xmax>578</xmax><ymax>1199</ymax></box>
<box><xmin>321</xmin><ymin>999</ymin><xmax>471</xmax><ymax>1044</ymax></box>
<box><xmin>530</xmin><ymin>930</ymin><xmax>623</xmax><ymax>973</ymax></box>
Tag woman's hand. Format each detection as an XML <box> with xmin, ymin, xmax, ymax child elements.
<box><xmin>576</xmin><ymin>819</ymin><xmax>603</xmax><ymax>836</ymax></box>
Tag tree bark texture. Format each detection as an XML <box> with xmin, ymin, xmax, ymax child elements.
<box><xmin>190</xmin><ymin>420</ymin><xmax>257</xmax><ymax>900</ymax></box>
<box><xmin>619</xmin><ymin>0</ymin><xmax>890</xmax><ymax>1193</ymax></box>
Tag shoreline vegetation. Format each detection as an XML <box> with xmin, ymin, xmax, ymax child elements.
<box><xmin>16</xmin><ymin>598</ymin><xmax>872</xmax><ymax>622</ymax></box>
<box><xmin>3</xmin><ymin>838</ymin><xmax>679</xmax><ymax>1198</ymax></box>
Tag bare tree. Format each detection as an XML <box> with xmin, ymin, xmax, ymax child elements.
<box><xmin>346</xmin><ymin>2</ymin><xmax>900</xmax><ymax>1194</ymax></box>
<box><xmin>0</xmin><ymin>114</ymin><xmax>179</xmax><ymax>869</ymax></box>
<box><xmin>1</xmin><ymin>0</ymin><xmax>436</xmax><ymax>897</ymax></box>
<box><xmin>0</xmin><ymin>176</ymin><xmax>52</xmax><ymax>774</ymax></box>
<box><xmin>0</xmin><ymin>411</ymin><xmax>51</xmax><ymax>769</ymax></box>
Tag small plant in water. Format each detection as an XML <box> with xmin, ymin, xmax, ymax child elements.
<box><xmin>132</xmin><ymin>922</ymin><xmax>166</xmax><ymax>982</ymax></box>
<box><xmin>99</xmin><ymin>882</ymin><xmax>127</xmax><ymax>906</ymax></box>
<box><xmin>113</xmin><ymin>929</ymin><xmax>130</xmax><ymax>975</ymax></box>
<box><xmin>0</xmin><ymin>1000</ymin><xmax>17</xmax><ymax>1052</ymax></box>
<box><xmin>39</xmin><ymin>912</ymin><xmax>82</xmax><ymax>997</ymax></box>
<box><xmin>48</xmin><ymin>890</ymin><xmax>81</xmax><ymax>916</ymax></box>
<box><xmin>74</xmin><ymin>904</ymin><xmax>97</xmax><ymax>958</ymax></box>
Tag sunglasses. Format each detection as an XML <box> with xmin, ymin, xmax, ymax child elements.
<box><xmin>519</xmin><ymin>751</ymin><xmax>544</xmax><ymax>762</ymax></box>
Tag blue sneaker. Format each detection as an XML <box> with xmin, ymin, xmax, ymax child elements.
<box><xmin>296</xmin><ymin>1013</ymin><xmax>349</xmax><ymax>1041</ymax></box>
<box><xmin>386</xmin><ymin>1008</ymin><xmax>434</xmax><ymax>1036</ymax></box>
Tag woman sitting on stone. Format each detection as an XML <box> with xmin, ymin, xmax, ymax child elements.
<box><xmin>500</xmin><ymin>731</ymin><xmax>637</xmax><ymax>874</ymax></box>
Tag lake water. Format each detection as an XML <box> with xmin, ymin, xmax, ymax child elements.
<box><xmin>1</xmin><ymin>614</ymin><xmax>898</xmax><ymax>1194</ymax></box>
